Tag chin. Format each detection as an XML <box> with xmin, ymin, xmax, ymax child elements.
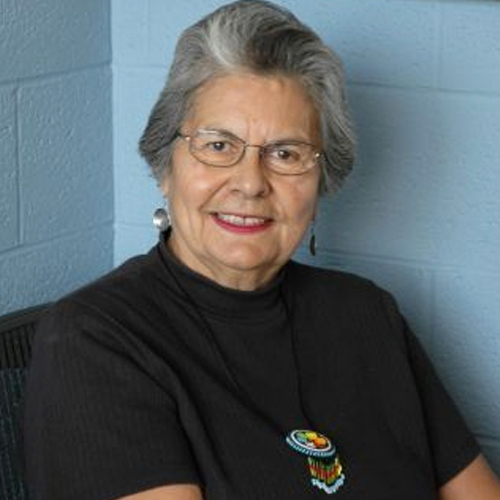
<box><xmin>213</xmin><ymin>247</ymin><xmax>278</xmax><ymax>272</ymax></box>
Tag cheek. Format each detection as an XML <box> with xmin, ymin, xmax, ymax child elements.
<box><xmin>168</xmin><ymin>167</ymin><xmax>228</xmax><ymax>217</ymax></box>
<box><xmin>283</xmin><ymin>179</ymin><xmax>319</xmax><ymax>222</ymax></box>
<box><xmin>164</xmin><ymin>146</ymin><xmax>196</xmax><ymax>197</ymax></box>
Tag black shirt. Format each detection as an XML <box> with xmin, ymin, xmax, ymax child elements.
<box><xmin>24</xmin><ymin>238</ymin><xmax>479</xmax><ymax>499</ymax></box>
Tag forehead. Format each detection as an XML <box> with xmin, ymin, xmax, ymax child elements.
<box><xmin>184</xmin><ymin>72</ymin><xmax>321</xmax><ymax>143</ymax></box>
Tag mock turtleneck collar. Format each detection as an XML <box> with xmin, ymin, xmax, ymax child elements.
<box><xmin>155</xmin><ymin>231</ymin><xmax>287</xmax><ymax>319</ymax></box>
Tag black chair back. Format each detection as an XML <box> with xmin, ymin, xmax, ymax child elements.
<box><xmin>0</xmin><ymin>304</ymin><xmax>49</xmax><ymax>500</ymax></box>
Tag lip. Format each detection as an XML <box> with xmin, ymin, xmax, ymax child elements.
<box><xmin>211</xmin><ymin>212</ymin><xmax>273</xmax><ymax>234</ymax></box>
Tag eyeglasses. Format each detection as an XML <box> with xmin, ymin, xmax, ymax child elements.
<box><xmin>175</xmin><ymin>129</ymin><xmax>322</xmax><ymax>175</ymax></box>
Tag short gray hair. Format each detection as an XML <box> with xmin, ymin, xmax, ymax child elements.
<box><xmin>139</xmin><ymin>0</ymin><xmax>355</xmax><ymax>193</ymax></box>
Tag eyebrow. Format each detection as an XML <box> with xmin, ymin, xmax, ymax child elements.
<box><xmin>198</xmin><ymin>127</ymin><xmax>316</xmax><ymax>146</ymax></box>
<box><xmin>198</xmin><ymin>127</ymin><xmax>241</xmax><ymax>140</ymax></box>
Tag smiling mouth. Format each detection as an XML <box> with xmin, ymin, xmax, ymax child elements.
<box><xmin>212</xmin><ymin>212</ymin><xmax>273</xmax><ymax>232</ymax></box>
<box><xmin>215</xmin><ymin>213</ymin><xmax>271</xmax><ymax>226</ymax></box>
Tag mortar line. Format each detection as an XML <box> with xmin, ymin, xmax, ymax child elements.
<box><xmin>310</xmin><ymin>246</ymin><xmax>500</xmax><ymax>276</ymax></box>
<box><xmin>0</xmin><ymin>61</ymin><xmax>111</xmax><ymax>88</ymax></box>
<box><xmin>435</xmin><ymin>0</ymin><xmax>444</xmax><ymax>90</ymax></box>
<box><xmin>14</xmin><ymin>87</ymin><xmax>22</xmax><ymax>246</ymax></box>
<box><xmin>349</xmin><ymin>80</ymin><xmax>500</xmax><ymax>99</ymax></box>
<box><xmin>0</xmin><ymin>220</ymin><xmax>114</xmax><ymax>260</ymax></box>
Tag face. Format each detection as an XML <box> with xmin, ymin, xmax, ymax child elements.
<box><xmin>163</xmin><ymin>73</ymin><xmax>321</xmax><ymax>290</ymax></box>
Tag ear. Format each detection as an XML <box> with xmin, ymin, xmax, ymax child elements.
<box><xmin>160</xmin><ymin>171</ymin><xmax>172</xmax><ymax>198</ymax></box>
<box><xmin>312</xmin><ymin>196</ymin><xmax>320</xmax><ymax>221</ymax></box>
<box><xmin>161</xmin><ymin>181</ymin><xmax>170</xmax><ymax>198</ymax></box>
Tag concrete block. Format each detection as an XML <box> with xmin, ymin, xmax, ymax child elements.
<box><xmin>0</xmin><ymin>224</ymin><xmax>113</xmax><ymax>315</ymax></box>
<box><xmin>423</xmin><ymin>93</ymin><xmax>500</xmax><ymax>269</ymax></box>
<box><xmin>147</xmin><ymin>0</ymin><xmax>223</xmax><ymax>66</ymax></box>
<box><xmin>113</xmin><ymin>67</ymin><xmax>166</xmax><ymax>167</ymax></box>
<box><xmin>0</xmin><ymin>87</ymin><xmax>18</xmax><ymax>251</ymax></box>
<box><xmin>0</xmin><ymin>0</ymin><xmax>110</xmax><ymax>82</ymax></box>
<box><xmin>320</xmin><ymin>86</ymin><xmax>500</xmax><ymax>269</ymax></box>
<box><xmin>276</xmin><ymin>0</ymin><xmax>439</xmax><ymax>87</ymax></box>
<box><xmin>113</xmin><ymin>67</ymin><xmax>165</xmax><ymax>225</ymax></box>
<box><xmin>440</xmin><ymin>2</ymin><xmax>500</xmax><ymax>93</ymax></box>
<box><xmin>432</xmin><ymin>269</ymin><xmax>500</xmax><ymax>438</ymax></box>
<box><xmin>19</xmin><ymin>68</ymin><xmax>113</xmax><ymax>243</ymax></box>
<box><xmin>113</xmin><ymin>66</ymin><xmax>173</xmax><ymax>225</ymax></box>
<box><xmin>112</xmin><ymin>0</ymin><xmax>148</xmax><ymax>65</ymax></box>
<box><xmin>114</xmin><ymin>162</ymin><xmax>162</xmax><ymax>227</ymax></box>
<box><xmin>144</xmin><ymin>0</ymin><xmax>438</xmax><ymax>87</ymax></box>
<box><xmin>114</xmin><ymin>223</ymin><xmax>159</xmax><ymax>266</ymax></box>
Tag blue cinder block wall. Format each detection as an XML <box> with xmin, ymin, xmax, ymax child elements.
<box><xmin>112</xmin><ymin>0</ymin><xmax>500</xmax><ymax>471</ymax></box>
<box><xmin>0</xmin><ymin>0</ymin><xmax>114</xmax><ymax>314</ymax></box>
<box><xmin>1</xmin><ymin>0</ymin><xmax>499</xmax><ymax>475</ymax></box>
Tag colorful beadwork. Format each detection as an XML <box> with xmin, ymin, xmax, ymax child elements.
<box><xmin>286</xmin><ymin>430</ymin><xmax>346</xmax><ymax>494</ymax></box>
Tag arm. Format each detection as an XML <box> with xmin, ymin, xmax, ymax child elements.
<box><xmin>24</xmin><ymin>302</ymin><xmax>201</xmax><ymax>500</ymax></box>
<box><xmin>117</xmin><ymin>484</ymin><xmax>203</xmax><ymax>500</ymax></box>
<box><xmin>380</xmin><ymin>292</ymin><xmax>497</xmax><ymax>498</ymax></box>
<box><xmin>440</xmin><ymin>455</ymin><xmax>500</xmax><ymax>500</ymax></box>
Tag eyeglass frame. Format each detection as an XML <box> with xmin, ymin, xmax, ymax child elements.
<box><xmin>173</xmin><ymin>129</ymin><xmax>323</xmax><ymax>176</ymax></box>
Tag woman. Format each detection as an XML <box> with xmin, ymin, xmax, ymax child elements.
<box><xmin>24</xmin><ymin>1</ymin><xmax>500</xmax><ymax>499</ymax></box>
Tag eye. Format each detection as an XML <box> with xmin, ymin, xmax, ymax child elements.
<box><xmin>208</xmin><ymin>141</ymin><xmax>230</xmax><ymax>152</ymax></box>
<box><xmin>269</xmin><ymin>145</ymin><xmax>301</xmax><ymax>163</ymax></box>
<box><xmin>196</xmin><ymin>135</ymin><xmax>239</xmax><ymax>155</ymax></box>
<box><xmin>276</xmin><ymin>149</ymin><xmax>294</xmax><ymax>160</ymax></box>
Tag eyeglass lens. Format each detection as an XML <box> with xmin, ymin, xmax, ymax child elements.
<box><xmin>186</xmin><ymin>130</ymin><xmax>319</xmax><ymax>175</ymax></box>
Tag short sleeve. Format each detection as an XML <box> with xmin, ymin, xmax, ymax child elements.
<box><xmin>404</xmin><ymin>325</ymin><xmax>480</xmax><ymax>486</ymax></box>
<box><xmin>23</xmin><ymin>300</ymin><xmax>201</xmax><ymax>500</ymax></box>
<box><xmin>382</xmin><ymin>291</ymin><xmax>480</xmax><ymax>487</ymax></box>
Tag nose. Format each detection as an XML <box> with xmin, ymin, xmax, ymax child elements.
<box><xmin>228</xmin><ymin>145</ymin><xmax>271</xmax><ymax>198</ymax></box>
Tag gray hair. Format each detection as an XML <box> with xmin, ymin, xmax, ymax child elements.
<box><xmin>139</xmin><ymin>0</ymin><xmax>355</xmax><ymax>193</ymax></box>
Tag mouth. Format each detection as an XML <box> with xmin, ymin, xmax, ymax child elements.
<box><xmin>212</xmin><ymin>212</ymin><xmax>273</xmax><ymax>233</ymax></box>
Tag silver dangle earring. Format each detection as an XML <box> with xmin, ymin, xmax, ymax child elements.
<box><xmin>309</xmin><ymin>221</ymin><xmax>316</xmax><ymax>256</ymax></box>
<box><xmin>153</xmin><ymin>204</ymin><xmax>171</xmax><ymax>232</ymax></box>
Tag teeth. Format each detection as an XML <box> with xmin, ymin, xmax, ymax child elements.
<box><xmin>217</xmin><ymin>213</ymin><xmax>268</xmax><ymax>226</ymax></box>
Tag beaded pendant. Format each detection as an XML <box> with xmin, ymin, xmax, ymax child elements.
<box><xmin>286</xmin><ymin>430</ymin><xmax>345</xmax><ymax>494</ymax></box>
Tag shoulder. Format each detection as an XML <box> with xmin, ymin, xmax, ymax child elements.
<box><xmin>286</xmin><ymin>260</ymin><xmax>406</xmax><ymax>344</ymax></box>
<box><xmin>287</xmin><ymin>259</ymin><xmax>386</xmax><ymax>302</ymax></box>
<box><xmin>69</xmin><ymin>246</ymin><xmax>164</xmax><ymax>307</ymax></box>
<box><xmin>67</xmin><ymin>245</ymin><xmax>165</xmax><ymax>308</ymax></box>
<box><xmin>35</xmin><ymin>246</ymin><xmax>166</xmax><ymax>346</ymax></box>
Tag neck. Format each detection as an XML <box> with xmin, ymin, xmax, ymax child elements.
<box><xmin>166</xmin><ymin>235</ymin><xmax>281</xmax><ymax>292</ymax></box>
